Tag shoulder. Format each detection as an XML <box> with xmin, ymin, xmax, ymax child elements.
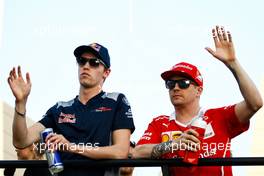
<box><xmin>102</xmin><ymin>92</ymin><xmax>122</xmax><ymax>101</ymax></box>
<box><xmin>204</xmin><ymin>105</ymin><xmax>236</xmax><ymax>120</ymax></box>
<box><xmin>103</xmin><ymin>92</ymin><xmax>131</xmax><ymax>105</ymax></box>
<box><xmin>205</xmin><ymin>105</ymin><xmax>235</xmax><ymax>114</ymax></box>
<box><xmin>151</xmin><ymin>115</ymin><xmax>170</xmax><ymax>124</ymax></box>
<box><xmin>44</xmin><ymin>98</ymin><xmax>75</xmax><ymax>116</ymax></box>
<box><xmin>55</xmin><ymin>98</ymin><xmax>75</xmax><ymax>109</ymax></box>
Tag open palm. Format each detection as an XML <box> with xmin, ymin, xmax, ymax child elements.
<box><xmin>205</xmin><ymin>26</ymin><xmax>236</xmax><ymax>63</ymax></box>
<box><xmin>7</xmin><ymin>66</ymin><xmax>31</xmax><ymax>102</ymax></box>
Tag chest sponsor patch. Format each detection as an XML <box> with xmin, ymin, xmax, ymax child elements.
<box><xmin>58</xmin><ymin>112</ymin><xmax>76</xmax><ymax>124</ymax></box>
<box><xmin>140</xmin><ymin>132</ymin><xmax>153</xmax><ymax>141</ymax></box>
<box><xmin>93</xmin><ymin>107</ymin><xmax>112</xmax><ymax>112</ymax></box>
<box><xmin>161</xmin><ymin>131</ymin><xmax>182</xmax><ymax>142</ymax></box>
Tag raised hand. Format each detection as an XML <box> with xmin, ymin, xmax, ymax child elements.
<box><xmin>7</xmin><ymin>66</ymin><xmax>31</xmax><ymax>103</ymax></box>
<box><xmin>205</xmin><ymin>26</ymin><xmax>236</xmax><ymax>64</ymax></box>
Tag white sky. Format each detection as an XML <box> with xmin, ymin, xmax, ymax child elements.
<box><xmin>1</xmin><ymin>0</ymin><xmax>264</xmax><ymax>175</ymax></box>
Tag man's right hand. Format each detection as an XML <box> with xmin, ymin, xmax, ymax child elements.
<box><xmin>8</xmin><ymin>66</ymin><xmax>45</xmax><ymax>149</ymax></box>
<box><xmin>149</xmin><ymin>129</ymin><xmax>201</xmax><ymax>159</ymax></box>
<box><xmin>172</xmin><ymin>129</ymin><xmax>200</xmax><ymax>152</ymax></box>
<box><xmin>7</xmin><ymin>66</ymin><xmax>31</xmax><ymax>104</ymax></box>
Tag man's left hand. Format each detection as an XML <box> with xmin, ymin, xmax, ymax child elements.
<box><xmin>205</xmin><ymin>25</ymin><xmax>236</xmax><ymax>64</ymax></box>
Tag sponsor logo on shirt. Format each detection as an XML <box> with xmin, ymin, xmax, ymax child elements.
<box><xmin>58</xmin><ymin>112</ymin><xmax>76</xmax><ymax>124</ymax></box>
<box><xmin>200</xmin><ymin>148</ymin><xmax>217</xmax><ymax>158</ymax></box>
<box><xmin>125</xmin><ymin>108</ymin><xmax>133</xmax><ymax>118</ymax></box>
<box><xmin>199</xmin><ymin>142</ymin><xmax>231</xmax><ymax>158</ymax></box>
<box><xmin>161</xmin><ymin>131</ymin><xmax>182</xmax><ymax>142</ymax></box>
<box><xmin>162</xmin><ymin>123</ymin><xmax>169</xmax><ymax>128</ymax></box>
<box><xmin>203</xmin><ymin>115</ymin><xmax>208</xmax><ymax>120</ymax></box>
<box><xmin>140</xmin><ymin>132</ymin><xmax>152</xmax><ymax>140</ymax></box>
<box><xmin>93</xmin><ymin>107</ymin><xmax>112</xmax><ymax>112</ymax></box>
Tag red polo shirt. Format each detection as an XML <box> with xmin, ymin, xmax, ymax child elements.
<box><xmin>137</xmin><ymin>105</ymin><xmax>249</xmax><ymax>176</ymax></box>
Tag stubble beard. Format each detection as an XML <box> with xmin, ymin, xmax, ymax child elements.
<box><xmin>80</xmin><ymin>81</ymin><xmax>94</xmax><ymax>89</ymax></box>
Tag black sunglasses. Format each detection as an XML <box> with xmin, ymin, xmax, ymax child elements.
<box><xmin>165</xmin><ymin>79</ymin><xmax>192</xmax><ymax>90</ymax></box>
<box><xmin>76</xmin><ymin>57</ymin><xmax>106</xmax><ymax>68</ymax></box>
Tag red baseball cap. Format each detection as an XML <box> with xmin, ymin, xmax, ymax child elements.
<box><xmin>161</xmin><ymin>62</ymin><xmax>203</xmax><ymax>87</ymax></box>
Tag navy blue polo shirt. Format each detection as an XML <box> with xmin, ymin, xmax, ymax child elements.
<box><xmin>39</xmin><ymin>91</ymin><xmax>135</xmax><ymax>176</ymax></box>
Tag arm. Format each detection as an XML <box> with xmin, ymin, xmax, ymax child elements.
<box><xmin>205</xmin><ymin>26</ymin><xmax>263</xmax><ymax>124</ymax></box>
<box><xmin>133</xmin><ymin>142</ymin><xmax>174</xmax><ymax>159</ymax></box>
<box><xmin>133</xmin><ymin>144</ymin><xmax>157</xmax><ymax>159</ymax></box>
<box><xmin>47</xmin><ymin>129</ymin><xmax>131</xmax><ymax>159</ymax></box>
<box><xmin>8</xmin><ymin>66</ymin><xmax>45</xmax><ymax>148</ymax></box>
<box><xmin>119</xmin><ymin>145</ymin><xmax>135</xmax><ymax>176</ymax></box>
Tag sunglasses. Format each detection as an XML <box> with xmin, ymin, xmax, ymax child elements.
<box><xmin>76</xmin><ymin>57</ymin><xmax>106</xmax><ymax>68</ymax></box>
<box><xmin>165</xmin><ymin>79</ymin><xmax>193</xmax><ymax>90</ymax></box>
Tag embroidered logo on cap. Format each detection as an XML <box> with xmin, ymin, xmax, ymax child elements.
<box><xmin>173</xmin><ymin>64</ymin><xmax>193</xmax><ymax>70</ymax></box>
<box><xmin>89</xmin><ymin>43</ymin><xmax>101</xmax><ymax>52</ymax></box>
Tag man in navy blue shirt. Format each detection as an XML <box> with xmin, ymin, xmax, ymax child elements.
<box><xmin>8</xmin><ymin>43</ymin><xmax>135</xmax><ymax>176</ymax></box>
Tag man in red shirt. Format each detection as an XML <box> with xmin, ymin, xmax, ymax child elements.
<box><xmin>133</xmin><ymin>26</ymin><xmax>263</xmax><ymax>176</ymax></box>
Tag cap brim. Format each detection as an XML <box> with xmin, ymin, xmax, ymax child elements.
<box><xmin>74</xmin><ymin>45</ymin><xmax>101</xmax><ymax>60</ymax></box>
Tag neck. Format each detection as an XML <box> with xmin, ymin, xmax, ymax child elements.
<box><xmin>174</xmin><ymin>101</ymin><xmax>201</xmax><ymax>124</ymax></box>
<box><xmin>79</xmin><ymin>85</ymin><xmax>102</xmax><ymax>104</ymax></box>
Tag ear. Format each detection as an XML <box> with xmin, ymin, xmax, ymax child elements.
<box><xmin>196</xmin><ymin>86</ymin><xmax>203</xmax><ymax>96</ymax></box>
<box><xmin>103</xmin><ymin>68</ymin><xmax>111</xmax><ymax>80</ymax></box>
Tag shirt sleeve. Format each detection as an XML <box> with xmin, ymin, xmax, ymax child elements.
<box><xmin>137</xmin><ymin>118</ymin><xmax>161</xmax><ymax>145</ymax></box>
<box><xmin>111</xmin><ymin>93</ymin><xmax>135</xmax><ymax>133</ymax></box>
<box><xmin>38</xmin><ymin>104</ymin><xmax>57</xmax><ymax>129</ymax></box>
<box><xmin>221</xmin><ymin>104</ymin><xmax>250</xmax><ymax>138</ymax></box>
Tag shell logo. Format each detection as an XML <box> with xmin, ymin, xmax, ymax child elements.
<box><xmin>162</xmin><ymin>134</ymin><xmax>170</xmax><ymax>142</ymax></box>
